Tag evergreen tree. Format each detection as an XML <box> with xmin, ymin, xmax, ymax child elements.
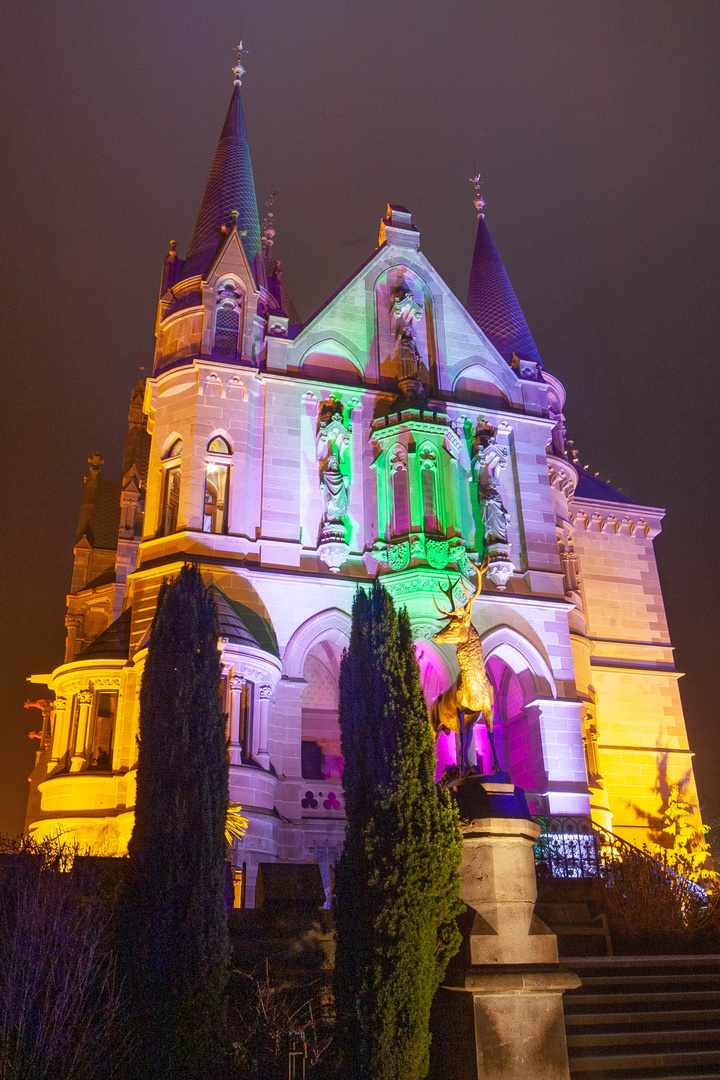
<box><xmin>123</xmin><ymin>564</ymin><xmax>229</xmax><ymax>1080</ymax></box>
<box><xmin>334</xmin><ymin>583</ymin><xmax>463</xmax><ymax>1080</ymax></box>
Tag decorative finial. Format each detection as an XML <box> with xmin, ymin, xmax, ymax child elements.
<box><xmin>167</xmin><ymin>239</ymin><xmax>177</xmax><ymax>260</ymax></box>
<box><xmin>261</xmin><ymin>189</ymin><xmax>279</xmax><ymax>259</ymax></box>
<box><xmin>470</xmin><ymin>172</ymin><xmax>485</xmax><ymax>219</ymax></box>
<box><xmin>232</xmin><ymin>41</ymin><xmax>247</xmax><ymax>86</ymax></box>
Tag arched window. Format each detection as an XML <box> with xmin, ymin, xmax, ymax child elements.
<box><xmin>421</xmin><ymin>468</ymin><xmax>437</xmax><ymax>533</ymax></box>
<box><xmin>391</xmin><ymin>457</ymin><xmax>410</xmax><ymax>535</ymax></box>
<box><xmin>203</xmin><ymin>462</ymin><xmax>229</xmax><ymax>533</ymax></box>
<box><xmin>213</xmin><ymin>282</ymin><xmax>242</xmax><ymax>361</ymax></box>
<box><xmin>208</xmin><ymin>435</ymin><xmax>231</xmax><ymax>454</ymax></box>
<box><xmin>166</xmin><ymin>437</ymin><xmax>183</xmax><ymax>457</ymax></box>
<box><xmin>161</xmin><ymin>465</ymin><xmax>181</xmax><ymax>535</ymax></box>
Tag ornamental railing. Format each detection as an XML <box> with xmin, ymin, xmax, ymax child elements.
<box><xmin>532</xmin><ymin>814</ymin><xmax>707</xmax><ymax>905</ymax></box>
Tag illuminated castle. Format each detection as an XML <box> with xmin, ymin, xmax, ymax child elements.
<box><xmin>25</xmin><ymin>55</ymin><xmax>701</xmax><ymax>898</ymax></box>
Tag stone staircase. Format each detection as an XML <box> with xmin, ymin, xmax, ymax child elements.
<box><xmin>563</xmin><ymin>955</ymin><xmax>720</xmax><ymax>1079</ymax></box>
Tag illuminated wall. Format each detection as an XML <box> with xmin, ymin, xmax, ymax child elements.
<box><xmin>25</xmin><ymin>197</ymin><xmax>701</xmax><ymax>895</ymax></box>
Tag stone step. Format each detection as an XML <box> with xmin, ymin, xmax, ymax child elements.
<box><xmin>569</xmin><ymin>1049</ymin><xmax>720</xmax><ymax>1072</ymax></box>
<box><xmin>568</xmin><ymin>1028</ymin><xmax>720</xmax><ymax>1049</ymax></box>
<box><xmin>565</xmin><ymin>955</ymin><xmax>720</xmax><ymax>968</ymax></box>
<box><xmin>573</xmin><ymin>973</ymin><xmax>720</xmax><ymax>988</ymax></box>
<box><xmin>566</xmin><ymin>1009</ymin><xmax>720</xmax><ymax>1027</ymax></box>
<box><xmin>569</xmin><ymin>990</ymin><xmax>720</xmax><ymax>1008</ymax></box>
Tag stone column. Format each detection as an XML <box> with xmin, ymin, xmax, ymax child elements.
<box><xmin>255</xmin><ymin>685</ymin><xmax>272</xmax><ymax>770</ymax></box>
<box><xmin>48</xmin><ymin>696</ymin><xmax>67</xmax><ymax>771</ymax></box>
<box><xmin>431</xmin><ymin>776</ymin><xmax>579</xmax><ymax>1080</ymax></box>
<box><xmin>70</xmin><ymin>689</ymin><xmax>93</xmax><ymax>773</ymax></box>
<box><xmin>228</xmin><ymin>675</ymin><xmax>245</xmax><ymax>765</ymax></box>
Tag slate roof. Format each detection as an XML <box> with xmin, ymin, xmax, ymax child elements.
<box><xmin>76</xmin><ymin>477</ymin><xmax>121</xmax><ymax>551</ymax></box>
<box><xmin>210</xmin><ymin>585</ymin><xmax>279</xmax><ymax>657</ymax></box>
<box><xmin>183</xmin><ymin>84</ymin><xmax>261</xmax><ymax>278</ymax></box>
<box><xmin>77</xmin><ymin>608</ymin><xmax>132</xmax><ymax>661</ymax></box>
<box><xmin>574</xmin><ymin>470</ymin><xmax>632</xmax><ymax>504</ymax></box>
<box><xmin>466</xmin><ymin>216</ymin><xmax>543</xmax><ymax>368</ymax></box>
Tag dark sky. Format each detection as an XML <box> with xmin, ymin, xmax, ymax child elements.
<box><xmin>1</xmin><ymin>1</ymin><xmax>718</xmax><ymax>835</ymax></box>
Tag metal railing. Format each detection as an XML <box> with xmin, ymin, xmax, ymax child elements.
<box><xmin>532</xmin><ymin>814</ymin><xmax>707</xmax><ymax>904</ymax></box>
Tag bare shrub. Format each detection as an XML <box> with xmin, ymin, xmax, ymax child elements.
<box><xmin>0</xmin><ymin>836</ymin><xmax>131</xmax><ymax>1080</ymax></box>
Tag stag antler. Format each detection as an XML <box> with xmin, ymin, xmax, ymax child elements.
<box><xmin>457</xmin><ymin>555</ymin><xmax>489</xmax><ymax>608</ymax></box>
<box><xmin>433</xmin><ymin>577</ymin><xmax>458</xmax><ymax>617</ymax></box>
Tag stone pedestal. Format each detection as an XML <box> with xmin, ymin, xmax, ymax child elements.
<box><xmin>431</xmin><ymin>775</ymin><xmax>579</xmax><ymax>1080</ymax></box>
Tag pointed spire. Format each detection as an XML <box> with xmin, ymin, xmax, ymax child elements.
<box><xmin>466</xmin><ymin>175</ymin><xmax>543</xmax><ymax>369</ymax></box>
<box><xmin>183</xmin><ymin>44</ymin><xmax>261</xmax><ymax>277</ymax></box>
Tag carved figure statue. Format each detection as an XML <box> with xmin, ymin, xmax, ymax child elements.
<box><xmin>316</xmin><ymin>400</ymin><xmax>350</xmax><ymax>545</ymax></box>
<box><xmin>430</xmin><ymin>559</ymin><xmax>501</xmax><ymax>775</ymax></box>
<box><xmin>320</xmin><ymin>455</ymin><xmax>349</xmax><ymax>522</ymax></box>
<box><xmin>478</xmin><ymin>482</ymin><xmax>510</xmax><ymax>545</ymax></box>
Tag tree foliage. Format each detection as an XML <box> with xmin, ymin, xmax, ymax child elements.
<box><xmin>123</xmin><ymin>564</ymin><xmax>229</xmax><ymax>1080</ymax></box>
<box><xmin>333</xmin><ymin>583</ymin><xmax>463</xmax><ymax>1080</ymax></box>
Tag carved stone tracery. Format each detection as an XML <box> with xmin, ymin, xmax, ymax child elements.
<box><xmin>471</xmin><ymin>420</ymin><xmax>515</xmax><ymax>589</ymax></box>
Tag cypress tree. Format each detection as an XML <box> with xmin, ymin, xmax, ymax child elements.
<box><xmin>334</xmin><ymin>583</ymin><xmax>463</xmax><ymax>1080</ymax></box>
<box><xmin>123</xmin><ymin>564</ymin><xmax>229</xmax><ymax>1080</ymax></box>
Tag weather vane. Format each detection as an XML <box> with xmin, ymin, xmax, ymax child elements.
<box><xmin>232</xmin><ymin>41</ymin><xmax>247</xmax><ymax>86</ymax></box>
<box><xmin>470</xmin><ymin>172</ymin><xmax>485</xmax><ymax>219</ymax></box>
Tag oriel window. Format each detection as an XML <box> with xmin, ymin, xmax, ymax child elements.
<box><xmin>88</xmin><ymin>692</ymin><xmax>117</xmax><ymax>771</ymax></box>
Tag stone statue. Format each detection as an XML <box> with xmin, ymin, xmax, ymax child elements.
<box><xmin>430</xmin><ymin>559</ymin><xmax>501</xmax><ymax>776</ymax></box>
<box><xmin>320</xmin><ymin>454</ymin><xmax>349</xmax><ymax>523</ymax></box>
<box><xmin>478</xmin><ymin>481</ymin><xmax>510</xmax><ymax>545</ymax></box>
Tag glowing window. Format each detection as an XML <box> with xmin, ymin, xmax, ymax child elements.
<box><xmin>239</xmin><ymin>680</ymin><xmax>252</xmax><ymax>758</ymax></box>
<box><xmin>214</xmin><ymin>303</ymin><xmax>239</xmax><ymax>360</ymax></box>
<box><xmin>208</xmin><ymin>436</ymin><xmax>231</xmax><ymax>454</ymax></box>
<box><xmin>88</xmin><ymin>692</ymin><xmax>117</xmax><ymax>771</ymax></box>
<box><xmin>203</xmin><ymin>462</ymin><xmax>229</xmax><ymax>534</ymax></box>
<box><xmin>161</xmin><ymin>464</ymin><xmax>181</xmax><ymax>535</ymax></box>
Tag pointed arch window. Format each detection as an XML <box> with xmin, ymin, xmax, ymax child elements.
<box><xmin>203</xmin><ymin>435</ymin><xmax>231</xmax><ymax>534</ymax></box>
<box><xmin>159</xmin><ymin>439</ymin><xmax>183</xmax><ymax>536</ymax></box>
<box><xmin>421</xmin><ymin>468</ymin><xmax>437</xmax><ymax>533</ymax></box>
<box><xmin>391</xmin><ymin>463</ymin><xmax>410</xmax><ymax>535</ymax></box>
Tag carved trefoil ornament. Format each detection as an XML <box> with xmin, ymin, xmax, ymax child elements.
<box><xmin>315</xmin><ymin>400</ymin><xmax>351</xmax><ymax>572</ymax></box>
<box><xmin>471</xmin><ymin>420</ymin><xmax>515</xmax><ymax>589</ymax></box>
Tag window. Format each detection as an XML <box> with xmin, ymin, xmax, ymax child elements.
<box><xmin>302</xmin><ymin>740</ymin><xmax>324</xmax><ymax>780</ymax></box>
<box><xmin>239</xmin><ymin>680</ymin><xmax>252</xmax><ymax>757</ymax></box>
<box><xmin>161</xmin><ymin>464</ymin><xmax>181</xmax><ymax>535</ymax></box>
<box><xmin>167</xmin><ymin>437</ymin><xmax>183</xmax><ymax>457</ymax></box>
<box><xmin>208</xmin><ymin>435</ymin><xmax>231</xmax><ymax>454</ymax></box>
<box><xmin>203</xmin><ymin>462</ymin><xmax>229</xmax><ymax>534</ymax></box>
<box><xmin>392</xmin><ymin>465</ymin><xmax>410</xmax><ymax>535</ymax></box>
<box><xmin>214</xmin><ymin>302</ymin><xmax>239</xmax><ymax>360</ymax></box>
<box><xmin>88</xmin><ymin>692</ymin><xmax>117</xmax><ymax>771</ymax></box>
<box><xmin>421</xmin><ymin>468</ymin><xmax>437</xmax><ymax>533</ymax></box>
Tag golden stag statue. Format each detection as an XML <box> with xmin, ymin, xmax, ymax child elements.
<box><xmin>430</xmin><ymin>559</ymin><xmax>501</xmax><ymax>776</ymax></box>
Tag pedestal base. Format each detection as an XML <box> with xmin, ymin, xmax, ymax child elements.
<box><xmin>431</xmin><ymin>966</ymin><xmax>579</xmax><ymax>1080</ymax></box>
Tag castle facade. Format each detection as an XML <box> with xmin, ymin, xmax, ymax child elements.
<box><xmin>25</xmin><ymin>63</ymin><xmax>700</xmax><ymax>902</ymax></box>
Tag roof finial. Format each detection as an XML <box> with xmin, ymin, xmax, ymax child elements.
<box><xmin>232</xmin><ymin>40</ymin><xmax>246</xmax><ymax>86</ymax></box>
<box><xmin>470</xmin><ymin>172</ymin><xmax>486</xmax><ymax>219</ymax></box>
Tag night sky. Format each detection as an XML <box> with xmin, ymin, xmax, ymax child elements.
<box><xmin>1</xmin><ymin>1</ymin><xmax>718</xmax><ymax>835</ymax></box>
